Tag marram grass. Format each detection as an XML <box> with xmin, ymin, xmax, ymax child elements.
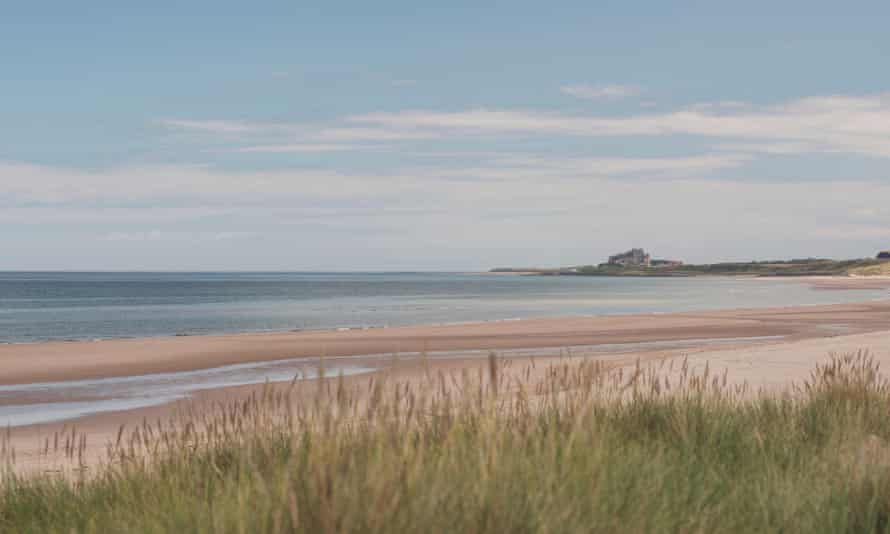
<box><xmin>4</xmin><ymin>351</ymin><xmax>890</xmax><ymax>533</ymax></box>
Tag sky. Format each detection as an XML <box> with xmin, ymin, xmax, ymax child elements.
<box><xmin>3</xmin><ymin>1</ymin><xmax>890</xmax><ymax>270</ymax></box>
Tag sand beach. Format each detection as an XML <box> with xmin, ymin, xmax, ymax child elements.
<box><xmin>3</xmin><ymin>284</ymin><xmax>890</xmax><ymax>474</ymax></box>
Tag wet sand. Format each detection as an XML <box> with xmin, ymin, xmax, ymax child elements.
<box><xmin>4</xmin><ymin>299</ymin><xmax>890</xmax><ymax>386</ymax></box>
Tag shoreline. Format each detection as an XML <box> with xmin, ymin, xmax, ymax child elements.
<box><xmin>5</xmin><ymin>298</ymin><xmax>890</xmax><ymax>474</ymax></box>
<box><xmin>3</xmin><ymin>298</ymin><xmax>890</xmax><ymax>386</ymax></box>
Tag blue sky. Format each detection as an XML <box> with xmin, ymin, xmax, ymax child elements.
<box><xmin>3</xmin><ymin>1</ymin><xmax>890</xmax><ymax>270</ymax></box>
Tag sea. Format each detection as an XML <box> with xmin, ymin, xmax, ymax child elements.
<box><xmin>2</xmin><ymin>271</ymin><xmax>888</xmax><ymax>427</ymax></box>
<box><xmin>2</xmin><ymin>271</ymin><xmax>888</xmax><ymax>344</ymax></box>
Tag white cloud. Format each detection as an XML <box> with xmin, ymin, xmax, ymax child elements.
<box><xmin>4</xmin><ymin>158</ymin><xmax>890</xmax><ymax>267</ymax></box>
<box><xmin>561</xmin><ymin>84</ymin><xmax>642</xmax><ymax>100</ymax></box>
<box><xmin>158</xmin><ymin>119</ymin><xmax>267</xmax><ymax>134</ymax></box>
<box><xmin>158</xmin><ymin>120</ymin><xmax>439</xmax><ymax>151</ymax></box>
<box><xmin>312</xmin><ymin>127</ymin><xmax>439</xmax><ymax>141</ymax></box>
<box><xmin>157</xmin><ymin>92</ymin><xmax>890</xmax><ymax>159</ymax></box>
<box><xmin>0</xmin><ymin>152</ymin><xmax>747</xmax><ymax>209</ymax></box>
<box><xmin>348</xmin><ymin>92</ymin><xmax>890</xmax><ymax>157</ymax></box>
<box><xmin>485</xmin><ymin>154</ymin><xmax>749</xmax><ymax>177</ymax></box>
<box><xmin>10</xmin><ymin>87</ymin><xmax>890</xmax><ymax>268</ymax></box>
<box><xmin>714</xmin><ymin>141</ymin><xmax>816</xmax><ymax>155</ymax></box>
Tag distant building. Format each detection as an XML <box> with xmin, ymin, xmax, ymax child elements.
<box><xmin>651</xmin><ymin>259</ymin><xmax>684</xmax><ymax>268</ymax></box>
<box><xmin>878</xmin><ymin>251</ymin><xmax>890</xmax><ymax>260</ymax></box>
<box><xmin>608</xmin><ymin>248</ymin><xmax>651</xmax><ymax>267</ymax></box>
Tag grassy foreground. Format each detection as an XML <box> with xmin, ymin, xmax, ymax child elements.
<box><xmin>5</xmin><ymin>353</ymin><xmax>890</xmax><ymax>532</ymax></box>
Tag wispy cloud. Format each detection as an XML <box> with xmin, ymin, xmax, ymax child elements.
<box><xmin>561</xmin><ymin>84</ymin><xmax>642</xmax><ymax>100</ymax></box>
<box><xmin>158</xmin><ymin>119</ymin><xmax>300</xmax><ymax>135</ymax></box>
<box><xmin>1</xmin><ymin>152</ymin><xmax>748</xmax><ymax>208</ymax></box>
<box><xmin>312</xmin><ymin>127</ymin><xmax>439</xmax><ymax>141</ymax></box>
<box><xmin>482</xmin><ymin>154</ymin><xmax>750</xmax><ymax>178</ymax></box>
<box><xmin>714</xmin><ymin>141</ymin><xmax>815</xmax><ymax>155</ymax></box>
<box><xmin>348</xmin><ymin>92</ymin><xmax>890</xmax><ymax>157</ymax></box>
<box><xmin>158</xmin><ymin>120</ymin><xmax>439</xmax><ymax>150</ymax></box>
<box><xmin>156</xmin><ymin>92</ymin><xmax>890</xmax><ymax>166</ymax></box>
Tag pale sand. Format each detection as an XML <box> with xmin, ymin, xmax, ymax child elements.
<box><xmin>4</xmin><ymin>299</ymin><xmax>890</xmax><ymax>474</ymax></box>
<box><xmin>679</xmin><ymin>329</ymin><xmax>890</xmax><ymax>392</ymax></box>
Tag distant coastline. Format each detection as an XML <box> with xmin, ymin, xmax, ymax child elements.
<box><xmin>490</xmin><ymin>257</ymin><xmax>890</xmax><ymax>277</ymax></box>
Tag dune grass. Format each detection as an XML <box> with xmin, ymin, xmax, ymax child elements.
<box><xmin>5</xmin><ymin>352</ymin><xmax>890</xmax><ymax>532</ymax></box>
<box><xmin>849</xmin><ymin>261</ymin><xmax>890</xmax><ymax>276</ymax></box>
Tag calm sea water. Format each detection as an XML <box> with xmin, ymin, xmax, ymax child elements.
<box><xmin>1</xmin><ymin>272</ymin><xmax>888</xmax><ymax>344</ymax></box>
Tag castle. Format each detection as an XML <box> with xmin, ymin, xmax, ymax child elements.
<box><xmin>608</xmin><ymin>248</ymin><xmax>651</xmax><ymax>267</ymax></box>
<box><xmin>607</xmin><ymin>248</ymin><xmax>683</xmax><ymax>268</ymax></box>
